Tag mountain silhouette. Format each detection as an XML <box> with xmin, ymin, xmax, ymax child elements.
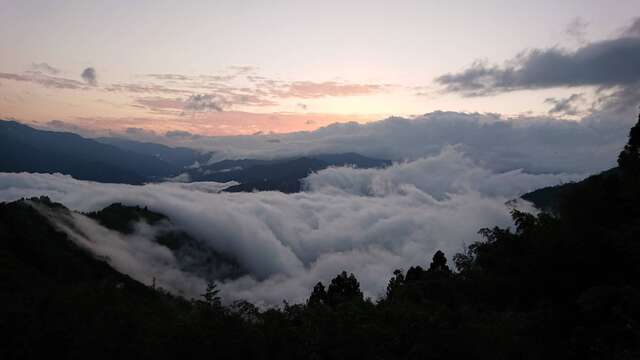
<box><xmin>189</xmin><ymin>152</ymin><xmax>391</xmax><ymax>193</ymax></box>
<box><xmin>0</xmin><ymin>120</ymin><xmax>182</xmax><ymax>183</ymax></box>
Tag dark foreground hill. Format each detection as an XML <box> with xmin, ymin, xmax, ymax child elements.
<box><xmin>0</xmin><ymin>120</ymin><xmax>182</xmax><ymax>184</ymax></box>
<box><xmin>0</xmin><ymin>197</ymin><xmax>260</xmax><ymax>359</ymax></box>
<box><xmin>1</xmin><ymin>115</ymin><xmax>640</xmax><ymax>359</ymax></box>
<box><xmin>522</xmin><ymin>167</ymin><xmax>622</xmax><ymax>213</ymax></box>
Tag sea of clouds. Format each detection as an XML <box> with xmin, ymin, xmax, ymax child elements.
<box><xmin>0</xmin><ymin>143</ymin><xmax>583</xmax><ymax>306</ymax></box>
<box><xmin>3</xmin><ymin>105</ymin><xmax>637</xmax><ymax>306</ymax></box>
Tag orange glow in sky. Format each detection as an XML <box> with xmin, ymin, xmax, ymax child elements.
<box><xmin>1</xmin><ymin>1</ymin><xmax>638</xmax><ymax>136</ymax></box>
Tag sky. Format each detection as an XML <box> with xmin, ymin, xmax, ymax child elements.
<box><xmin>1</xmin><ymin>0</ymin><xmax>639</xmax><ymax>136</ymax></box>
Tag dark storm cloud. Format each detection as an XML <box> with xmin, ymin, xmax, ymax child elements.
<box><xmin>81</xmin><ymin>67</ymin><xmax>97</xmax><ymax>86</ymax></box>
<box><xmin>0</xmin><ymin>71</ymin><xmax>85</xmax><ymax>90</ymax></box>
<box><xmin>545</xmin><ymin>93</ymin><xmax>585</xmax><ymax>116</ymax></box>
<box><xmin>183</xmin><ymin>94</ymin><xmax>225</xmax><ymax>113</ymax></box>
<box><xmin>622</xmin><ymin>17</ymin><xmax>640</xmax><ymax>37</ymax></box>
<box><xmin>436</xmin><ymin>19</ymin><xmax>640</xmax><ymax>96</ymax></box>
<box><xmin>593</xmin><ymin>83</ymin><xmax>640</xmax><ymax>114</ymax></box>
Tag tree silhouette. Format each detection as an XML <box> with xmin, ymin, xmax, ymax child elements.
<box><xmin>428</xmin><ymin>250</ymin><xmax>452</xmax><ymax>274</ymax></box>
<box><xmin>326</xmin><ymin>271</ymin><xmax>363</xmax><ymax>306</ymax></box>
<box><xmin>201</xmin><ymin>281</ymin><xmax>222</xmax><ymax>307</ymax></box>
<box><xmin>385</xmin><ymin>269</ymin><xmax>405</xmax><ymax>299</ymax></box>
<box><xmin>405</xmin><ymin>265</ymin><xmax>426</xmax><ymax>282</ymax></box>
<box><xmin>618</xmin><ymin>112</ymin><xmax>640</xmax><ymax>174</ymax></box>
<box><xmin>308</xmin><ymin>282</ymin><xmax>328</xmax><ymax>305</ymax></box>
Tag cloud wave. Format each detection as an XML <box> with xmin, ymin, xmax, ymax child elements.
<box><xmin>0</xmin><ymin>147</ymin><xmax>579</xmax><ymax>306</ymax></box>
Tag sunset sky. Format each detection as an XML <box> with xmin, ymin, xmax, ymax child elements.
<box><xmin>1</xmin><ymin>0</ymin><xmax>638</xmax><ymax>136</ymax></box>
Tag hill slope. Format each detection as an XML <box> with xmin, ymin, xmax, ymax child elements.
<box><xmin>0</xmin><ymin>197</ymin><xmax>259</xmax><ymax>359</ymax></box>
<box><xmin>0</xmin><ymin>120</ymin><xmax>180</xmax><ymax>184</ymax></box>
<box><xmin>86</xmin><ymin>203</ymin><xmax>242</xmax><ymax>280</ymax></box>
<box><xmin>521</xmin><ymin>167</ymin><xmax>621</xmax><ymax>213</ymax></box>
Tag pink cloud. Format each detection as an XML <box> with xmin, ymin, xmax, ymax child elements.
<box><xmin>274</xmin><ymin>81</ymin><xmax>387</xmax><ymax>98</ymax></box>
<box><xmin>53</xmin><ymin>111</ymin><xmax>377</xmax><ymax>137</ymax></box>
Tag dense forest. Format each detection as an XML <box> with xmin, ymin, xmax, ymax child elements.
<box><xmin>1</xmin><ymin>114</ymin><xmax>640</xmax><ymax>359</ymax></box>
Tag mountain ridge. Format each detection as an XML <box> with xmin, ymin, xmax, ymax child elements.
<box><xmin>1</xmin><ymin>120</ymin><xmax>391</xmax><ymax>192</ymax></box>
<box><xmin>0</xmin><ymin>120</ymin><xmax>181</xmax><ymax>184</ymax></box>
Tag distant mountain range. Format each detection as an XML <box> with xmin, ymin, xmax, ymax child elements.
<box><xmin>95</xmin><ymin>137</ymin><xmax>210</xmax><ymax>169</ymax></box>
<box><xmin>0</xmin><ymin>120</ymin><xmax>391</xmax><ymax>191</ymax></box>
<box><xmin>188</xmin><ymin>153</ymin><xmax>392</xmax><ymax>193</ymax></box>
<box><xmin>0</xmin><ymin>120</ymin><xmax>187</xmax><ymax>184</ymax></box>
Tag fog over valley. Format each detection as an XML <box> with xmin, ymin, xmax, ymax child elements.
<box><xmin>0</xmin><ymin>143</ymin><xmax>581</xmax><ymax>305</ymax></box>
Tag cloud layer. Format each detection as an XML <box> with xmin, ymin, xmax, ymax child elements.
<box><xmin>172</xmin><ymin>110</ymin><xmax>633</xmax><ymax>175</ymax></box>
<box><xmin>182</xmin><ymin>94</ymin><xmax>225</xmax><ymax>113</ymax></box>
<box><xmin>436</xmin><ymin>18</ymin><xmax>640</xmax><ymax>96</ymax></box>
<box><xmin>0</xmin><ymin>71</ymin><xmax>86</xmax><ymax>90</ymax></box>
<box><xmin>34</xmin><ymin>203</ymin><xmax>207</xmax><ymax>297</ymax></box>
<box><xmin>303</xmin><ymin>146</ymin><xmax>581</xmax><ymax>199</ymax></box>
<box><xmin>81</xmin><ymin>67</ymin><xmax>97</xmax><ymax>86</ymax></box>
<box><xmin>0</xmin><ymin>147</ymin><xmax>579</xmax><ymax>306</ymax></box>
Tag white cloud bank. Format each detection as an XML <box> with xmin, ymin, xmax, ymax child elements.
<box><xmin>0</xmin><ymin>147</ymin><xmax>581</xmax><ymax>306</ymax></box>
<box><xmin>175</xmin><ymin>110</ymin><xmax>634</xmax><ymax>175</ymax></box>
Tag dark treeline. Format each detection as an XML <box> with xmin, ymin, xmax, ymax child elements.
<box><xmin>2</xmin><ymin>115</ymin><xmax>640</xmax><ymax>359</ymax></box>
